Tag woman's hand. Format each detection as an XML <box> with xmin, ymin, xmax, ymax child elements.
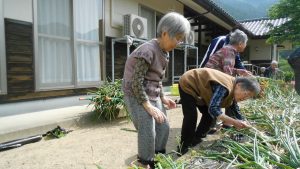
<box><xmin>218</xmin><ymin>114</ymin><xmax>251</xmax><ymax>130</ymax></box>
<box><xmin>233</xmin><ymin>120</ymin><xmax>251</xmax><ymax>130</ymax></box>
<box><xmin>161</xmin><ymin>96</ymin><xmax>176</xmax><ymax>109</ymax></box>
<box><xmin>143</xmin><ymin>101</ymin><xmax>167</xmax><ymax>123</ymax></box>
<box><xmin>238</xmin><ymin>69</ymin><xmax>252</xmax><ymax>76</ymax></box>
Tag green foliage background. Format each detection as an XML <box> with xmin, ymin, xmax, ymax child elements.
<box><xmin>268</xmin><ymin>0</ymin><xmax>300</xmax><ymax>45</ymax></box>
<box><xmin>213</xmin><ymin>0</ymin><xmax>278</xmax><ymax>21</ymax></box>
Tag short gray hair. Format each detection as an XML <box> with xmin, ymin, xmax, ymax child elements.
<box><xmin>157</xmin><ymin>12</ymin><xmax>191</xmax><ymax>39</ymax></box>
<box><xmin>271</xmin><ymin>60</ymin><xmax>278</xmax><ymax>65</ymax></box>
<box><xmin>229</xmin><ymin>29</ymin><xmax>248</xmax><ymax>45</ymax></box>
<box><xmin>235</xmin><ymin>77</ymin><xmax>261</xmax><ymax>96</ymax></box>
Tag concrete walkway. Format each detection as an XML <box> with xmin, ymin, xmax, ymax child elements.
<box><xmin>0</xmin><ymin>94</ymin><xmax>184</xmax><ymax>169</ymax></box>
<box><xmin>0</xmin><ymin>108</ymin><xmax>184</xmax><ymax>169</ymax></box>
<box><xmin>0</xmin><ymin>91</ymin><xmax>178</xmax><ymax>142</ymax></box>
<box><xmin>0</xmin><ymin>95</ymin><xmax>93</xmax><ymax>143</ymax></box>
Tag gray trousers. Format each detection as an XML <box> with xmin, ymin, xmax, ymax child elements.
<box><xmin>124</xmin><ymin>95</ymin><xmax>169</xmax><ymax>161</ymax></box>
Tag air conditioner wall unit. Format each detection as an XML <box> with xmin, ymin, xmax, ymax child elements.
<box><xmin>123</xmin><ymin>14</ymin><xmax>148</xmax><ymax>39</ymax></box>
<box><xmin>185</xmin><ymin>30</ymin><xmax>195</xmax><ymax>46</ymax></box>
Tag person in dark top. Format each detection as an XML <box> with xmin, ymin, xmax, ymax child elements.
<box><xmin>205</xmin><ymin>29</ymin><xmax>251</xmax><ymax>77</ymax></box>
<box><xmin>200</xmin><ymin>29</ymin><xmax>246</xmax><ymax>69</ymax></box>
<box><xmin>178</xmin><ymin>68</ymin><xmax>260</xmax><ymax>155</ymax></box>
<box><xmin>288</xmin><ymin>48</ymin><xmax>300</xmax><ymax>95</ymax></box>
<box><xmin>264</xmin><ymin>60</ymin><xmax>279</xmax><ymax>78</ymax></box>
<box><xmin>203</xmin><ymin>29</ymin><xmax>252</xmax><ymax>134</ymax></box>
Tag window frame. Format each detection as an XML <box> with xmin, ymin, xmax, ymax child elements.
<box><xmin>33</xmin><ymin>0</ymin><xmax>104</xmax><ymax>91</ymax></box>
<box><xmin>139</xmin><ymin>5</ymin><xmax>156</xmax><ymax>39</ymax></box>
<box><xmin>0</xmin><ymin>0</ymin><xmax>7</xmax><ymax>95</ymax></box>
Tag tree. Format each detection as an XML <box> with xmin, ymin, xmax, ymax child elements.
<box><xmin>268</xmin><ymin>0</ymin><xmax>300</xmax><ymax>45</ymax></box>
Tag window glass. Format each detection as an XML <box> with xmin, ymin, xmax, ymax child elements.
<box><xmin>140</xmin><ymin>6</ymin><xmax>155</xmax><ymax>39</ymax></box>
<box><xmin>36</xmin><ymin>0</ymin><xmax>103</xmax><ymax>89</ymax></box>
<box><xmin>75</xmin><ymin>0</ymin><xmax>102</xmax><ymax>83</ymax></box>
<box><xmin>37</xmin><ymin>0</ymin><xmax>73</xmax><ymax>88</ymax></box>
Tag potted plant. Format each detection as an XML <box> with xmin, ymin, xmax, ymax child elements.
<box><xmin>87</xmin><ymin>79</ymin><xmax>128</xmax><ymax>121</ymax></box>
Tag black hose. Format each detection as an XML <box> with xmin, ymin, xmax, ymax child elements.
<box><xmin>0</xmin><ymin>135</ymin><xmax>43</xmax><ymax>152</ymax></box>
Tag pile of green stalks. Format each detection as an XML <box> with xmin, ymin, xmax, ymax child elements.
<box><xmin>155</xmin><ymin>78</ymin><xmax>300</xmax><ymax>169</ymax></box>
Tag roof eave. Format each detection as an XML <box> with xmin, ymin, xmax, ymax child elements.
<box><xmin>192</xmin><ymin>0</ymin><xmax>238</xmax><ymax>27</ymax></box>
<box><xmin>252</xmin><ymin>35</ymin><xmax>270</xmax><ymax>39</ymax></box>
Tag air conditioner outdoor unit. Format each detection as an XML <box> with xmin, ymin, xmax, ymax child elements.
<box><xmin>185</xmin><ymin>30</ymin><xmax>195</xmax><ymax>46</ymax></box>
<box><xmin>123</xmin><ymin>14</ymin><xmax>148</xmax><ymax>39</ymax></box>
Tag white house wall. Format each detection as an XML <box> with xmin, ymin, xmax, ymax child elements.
<box><xmin>105</xmin><ymin>0</ymin><xmax>183</xmax><ymax>38</ymax></box>
<box><xmin>248</xmin><ymin>39</ymin><xmax>271</xmax><ymax>61</ymax></box>
<box><xmin>4</xmin><ymin>0</ymin><xmax>32</xmax><ymax>22</ymax></box>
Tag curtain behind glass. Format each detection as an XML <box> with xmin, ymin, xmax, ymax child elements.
<box><xmin>37</xmin><ymin>0</ymin><xmax>73</xmax><ymax>87</ymax></box>
<box><xmin>75</xmin><ymin>0</ymin><xmax>102</xmax><ymax>84</ymax></box>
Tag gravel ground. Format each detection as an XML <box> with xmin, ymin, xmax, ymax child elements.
<box><xmin>0</xmin><ymin>107</ymin><xmax>184</xmax><ymax>169</ymax></box>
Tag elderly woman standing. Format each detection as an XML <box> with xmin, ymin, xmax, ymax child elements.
<box><xmin>178</xmin><ymin>68</ymin><xmax>260</xmax><ymax>155</ymax></box>
<box><xmin>205</xmin><ymin>29</ymin><xmax>251</xmax><ymax>76</ymax></box>
<box><xmin>122</xmin><ymin>12</ymin><xmax>190</xmax><ymax>168</ymax></box>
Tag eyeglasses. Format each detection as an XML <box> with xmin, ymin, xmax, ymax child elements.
<box><xmin>174</xmin><ymin>37</ymin><xmax>184</xmax><ymax>45</ymax></box>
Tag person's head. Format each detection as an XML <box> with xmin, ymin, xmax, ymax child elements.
<box><xmin>270</xmin><ymin>60</ymin><xmax>278</xmax><ymax>70</ymax></box>
<box><xmin>233</xmin><ymin>77</ymin><xmax>261</xmax><ymax>102</ymax></box>
<box><xmin>157</xmin><ymin>12</ymin><xmax>191</xmax><ymax>52</ymax></box>
<box><xmin>260</xmin><ymin>67</ymin><xmax>266</xmax><ymax>73</ymax></box>
<box><xmin>229</xmin><ymin>29</ymin><xmax>248</xmax><ymax>52</ymax></box>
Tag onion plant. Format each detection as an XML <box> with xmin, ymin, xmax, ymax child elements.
<box><xmin>86</xmin><ymin>79</ymin><xmax>128</xmax><ymax>121</ymax></box>
<box><xmin>156</xmin><ymin>78</ymin><xmax>300</xmax><ymax>169</ymax></box>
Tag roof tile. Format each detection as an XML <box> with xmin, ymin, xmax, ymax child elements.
<box><xmin>241</xmin><ymin>18</ymin><xmax>289</xmax><ymax>37</ymax></box>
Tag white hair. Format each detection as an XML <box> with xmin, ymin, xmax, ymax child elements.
<box><xmin>229</xmin><ymin>29</ymin><xmax>248</xmax><ymax>45</ymax></box>
<box><xmin>157</xmin><ymin>12</ymin><xmax>191</xmax><ymax>39</ymax></box>
<box><xmin>271</xmin><ymin>60</ymin><xmax>278</xmax><ymax>65</ymax></box>
<box><xmin>235</xmin><ymin>77</ymin><xmax>261</xmax><ymax>96</ymax></box>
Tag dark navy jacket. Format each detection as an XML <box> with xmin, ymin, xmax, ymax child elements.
<box><xmin>200</xmin><ymin>35</ymin><xmax>245</xmax><ymax>69</ymax></box>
